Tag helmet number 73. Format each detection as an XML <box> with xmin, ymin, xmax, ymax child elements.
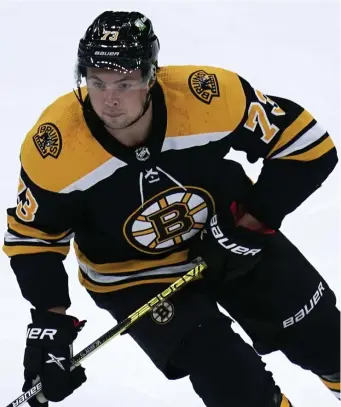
<box><xmin>244</xmin><ymin>89</ymin><xmax>285</xmax><ymax>144</ymax></box>
<box><xmin>100</xmin><ymin>30</ymin><xmax>119</xmax><ymax>41</ymax></box>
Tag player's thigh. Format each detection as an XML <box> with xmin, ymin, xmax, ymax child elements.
<box><xmin>216</xmin><ymin>232</ymin><xmax>340</xmax><ymax>368</ymax></box>
<box><xmin>87</xmin><ymin>280</ymin><xmax>223</xmax><ymax>379</ymax></box>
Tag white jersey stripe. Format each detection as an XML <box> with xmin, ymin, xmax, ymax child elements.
<box><xmin>271</xmin><ymin>122</ymin><xmax>326</xmax><ymax>159</ymax></box>
<box><xmin>59</xmin><ymin>131</ymin><xmax>231</xmax><ymax>194</ymax></box>
<box><xmin>78</xmin><ymin>258</ymin><xmax>197</xmax><ymax>284</ymax></box>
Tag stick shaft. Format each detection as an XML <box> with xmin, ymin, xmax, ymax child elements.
<box><xmin>6</xmin><ymin>262</ymin><xmax>205</xmax><ymax>407</ymax></box>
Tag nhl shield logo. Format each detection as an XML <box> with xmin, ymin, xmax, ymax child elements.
<box><xmin>135</xmin><ymin>146</ymin><xmax>150</xmax><ymax>161</ymax></box>
<box><xmin>151</xmin><ymin>300</ymin><xmax>174</xmax><ymax>324</ymax></box>
<box><xmin>33</xmin><ymin>123</ymin><xmax>62</xmax><ymax>159</ymax></box>
<box><xmin>189</xmin><ymin>70</ymin><xmax>220</xmax><ymax>104</ymax></box>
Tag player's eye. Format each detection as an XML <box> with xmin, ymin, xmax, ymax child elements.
<box><xmin>117</xmin><ymin>82</ymin><xmax>132</xmax><ymax>90</ymax></box>
<box><xmin>93</xmin><ymin>82</ymin><xmax>106</xmax><ymax>90</ymax></box>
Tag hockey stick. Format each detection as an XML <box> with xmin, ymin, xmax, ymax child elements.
<box><xmin>7</xmin><ymin>261</ymin><xmax>206</xmax><ymax>407</ymax></box>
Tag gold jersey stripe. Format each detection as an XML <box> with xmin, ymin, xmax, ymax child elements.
<box><xmin>278</xmin><ymin>136</ymin><xmax>334</xmax><ymax>161</ymax></box>
<box><xmin>320</xmin><ymin>378</ymin><xmax>341</xmax><ymax>391</ymax></box>
<box><xmin>3</xmin><ymin>244</ymin><xmax>69</xmax><ymax>257</ymax></box>
<box><xmin>267</xmin><ymin>110</ymin><xmax>314</xmax><ymax>157</ymax></box>
<box><xmin>74</xmin><ymin>242</ymin><xmax>189</xmax><ymax>274</ymax></box>
<box><xmin>78</xmin><ymin>270</ymin><xmax>188</xmax><ymax>293</ymax></box>
<box><xmin>7</xmin><ymin>215</ymin><xmax>71</xmax><ymax>241</ymax></box>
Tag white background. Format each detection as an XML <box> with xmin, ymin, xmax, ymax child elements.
<box><xmin>0</xmin><ymin>1</ymin><xmax>340</xmax><ymax>406</ymax></box>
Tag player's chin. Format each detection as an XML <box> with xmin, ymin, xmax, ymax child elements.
<box><xmin>103</xmin><ymin>116</ymin><xmax>127</xmax><ymax>129</ymax></box>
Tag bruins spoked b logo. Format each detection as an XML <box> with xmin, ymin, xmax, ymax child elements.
<box><xmin>189</xmin><ymin>70</ymin><xmax>220</xmax><ymax>104</ymax></box>
<box><xmin>124</xmin><ymin>186</ymin><xmax>215</xmax><ymax>254</ymax></box>
<box><xmin>33</xmin><ymin>123</ymin><xmax>62</xmax><ymax>159</ymax></box>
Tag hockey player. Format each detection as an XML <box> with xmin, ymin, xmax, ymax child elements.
<box><xmin>3</xmin><ymin>11</ymin><xmax>340</xmax><ymax>407</ymax></box>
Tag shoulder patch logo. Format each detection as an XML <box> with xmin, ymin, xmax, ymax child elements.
<box><xmin>33</xmin><ymin>123</ymin><xmax>62</xmax><ymax>159</ymax></box>
<box><xmin>188</xmin><ymin>70</ymin><xmax>220</xmax><ymax>104</ymax></box>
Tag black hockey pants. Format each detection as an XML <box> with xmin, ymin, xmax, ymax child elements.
<box><xmin>88</xmin><ymin>232</ymin><xmax>340</xmax><ymax>407</ymax></box>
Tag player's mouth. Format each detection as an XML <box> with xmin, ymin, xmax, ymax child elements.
<box><xmin>104</xmin><ymin>112</ymin><xmax>124</xmax><ymax>118</ymax></box>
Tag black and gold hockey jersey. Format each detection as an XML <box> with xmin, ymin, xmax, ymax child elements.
<box><xmin>3</xmin><ymin>66</ymin><xmax>337</xmax><ymax>309</ymax></box>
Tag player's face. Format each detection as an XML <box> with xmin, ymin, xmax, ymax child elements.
<box><xmin>86</xmin><ymin>68</ymin><xmax>149</xmax><ymax>130</ymax></box>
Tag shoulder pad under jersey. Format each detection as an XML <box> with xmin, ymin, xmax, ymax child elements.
<box><xmin>157</xmin><ymin>65</ymin><xmax>246</xmax><ymax>140</ymax></box>
<box><xmin>20</xmin><ymin>88</ymin><xmax>113</xmax><ymax>193</ymax></box>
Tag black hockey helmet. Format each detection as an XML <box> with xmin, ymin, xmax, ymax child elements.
<box><xmin>76</xmin><ymin>11</ymin><xmax>160</xmax><ymax>83</ymax></box>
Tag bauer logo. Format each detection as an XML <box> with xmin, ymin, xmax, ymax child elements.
<box><xmin>94</xmin><ymin>51</ymin><xmax>120</xmax><ymax>56</ymax></box>
<box><xmin>283</xmin><ymin>282</ymin><xmax>325</xmax><ymax>328</ymax></box>
<box><xmin>33</xmin><ymin>123</ymin><xmax>62</xmax><ymax>159</ymax></box>
<box><xmin>151</xmin><ymin>300</ymin><xmax>174</xmax><ymax>324</ymax></box>
<box><xmin>123</xmin><ymin>186</ymin><xmax>215</xmax><ymax>255</ymax></box>
<box><xmin>12</xmin><ymin>382</ymin><xmax>42</xmax><ymax>407</ymax></box>
<box><xmin>188</xmin><ymin>70</ymin><xmax>220</xmax><ymax>104</ymax></box>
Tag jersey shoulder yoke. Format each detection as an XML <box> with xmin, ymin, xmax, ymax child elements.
<box><xmin>20</xmin><ymin>89</ymin><xmax>112</xmax><ymax>193</ymax></box>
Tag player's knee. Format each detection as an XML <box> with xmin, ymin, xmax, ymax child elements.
<box><xmin>278</xmin><ymin>303</ymin><xmax>340</xmax><ymax>375</ymax></box>
<box><xmin>171</xmin><ymin>317</ymin><xmax>277</xmax><ymax>406</ymax></box>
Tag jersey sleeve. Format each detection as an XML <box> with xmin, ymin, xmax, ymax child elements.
<box><xmin>227</xmin><ymin>75</ymin><xmax>338</xmax><ymax>228</ymax></box>
<box><xmin>3</xmin><ymin>166</ymin><xmax>75</xmax><ymax>309</ymax></box>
